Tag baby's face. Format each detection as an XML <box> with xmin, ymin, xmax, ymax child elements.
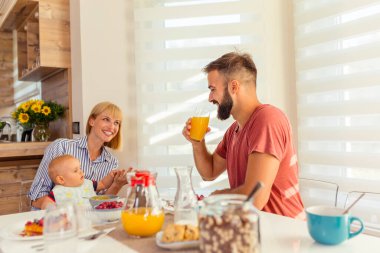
<box><xmin>61</xmin><ymin>158</ymin><xmax>84</xmax><ymax>187</ymax></box>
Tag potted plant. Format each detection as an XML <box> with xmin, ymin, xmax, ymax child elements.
<box><xmin>12</xmin><ymin>99</ymin><xmax>65</xmax><ymax>142</ymax></box>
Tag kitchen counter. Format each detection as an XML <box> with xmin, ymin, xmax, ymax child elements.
<box><xmin>0</xmin><ymin>142</ymin><xmax>50</xmax><ymax>214</ymax></box>
<box><xmin>0</xmin><ymin>141</ymin><xmax>50</xmax><ymax>160</ymax></box>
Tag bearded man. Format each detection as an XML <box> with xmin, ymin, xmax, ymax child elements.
<box><xmin>182</xmin><ymin>52</ymin><xmax>304</xmax><ymax>219</ymax></box>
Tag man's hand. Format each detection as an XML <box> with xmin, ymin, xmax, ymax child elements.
<box><xmin>210</xmin><ymin>188</ymin><xmax>230</xmax><ymax>195</ymax></box>
<box><xmin>213</xmin><ymin>152</ymin><xmax>279</xmax><ymax>210</ymax></box>
<box><xmin>182</xmin><ymin>118</ymin><xmax>211</xmax><ymax>144</ymax></box>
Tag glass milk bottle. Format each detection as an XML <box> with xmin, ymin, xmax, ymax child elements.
<box><xmin>174</xmin><ymin>166</ymin><xmax>199</xmax><ymax>226</ymax></box>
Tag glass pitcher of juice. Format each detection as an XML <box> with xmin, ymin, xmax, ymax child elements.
<box><xmin>121</xmin><ymin>172</ymin><xmax>164</xmax><ymax>237</ymax></box>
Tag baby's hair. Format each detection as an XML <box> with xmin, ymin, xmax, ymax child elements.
<box><xmin>48</xmin><ymin>155</ymin><xmax>77</xmax><ymax>183</ymax></box>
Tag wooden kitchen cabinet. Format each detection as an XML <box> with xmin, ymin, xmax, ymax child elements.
<box><xmin>17</xmin><ymin>0</ymin><xmax>70</xmax><ymax>81</ymax></box>
<box><xmin>0</xmin><ymin>142</ymin><xmax>49</xmax><ymax>214</ymax></box>
<box><xmin>0</xmin><ymin>159</ymin><xmax>40</xmax><ymax>214</ymax></box>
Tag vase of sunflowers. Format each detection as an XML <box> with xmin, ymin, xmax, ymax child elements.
<box><xmin>12</xmin><ymin>99</ymin><xmax>65</xmax><ymax>142</ymax></box>
<box><xmin>33</xmin><ymin>122</ymin><xmax>50</xmax><ymax>142</ymax></box>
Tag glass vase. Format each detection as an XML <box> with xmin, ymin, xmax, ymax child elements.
<box><xmin>174</xmin><ymin>166</ymin><xmax>199</xmax><ymax>226</ymax></box>
<box><xmin>33</xmin><ymin>122</ymin><xmax>51</xmax><ymax>142</ymax></box>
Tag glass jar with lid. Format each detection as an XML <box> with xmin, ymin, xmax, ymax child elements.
<box><xmin>121</xmin><ymin>172</ymin><xmax>164</xmax><ymax>237</ymax></box>
<box><xmin>199</xmin><ymin>194</ymin><xmax>260</xmax><ymax>253</ymax></box>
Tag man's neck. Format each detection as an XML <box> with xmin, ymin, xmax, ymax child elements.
<box><xmin>233</xmin><ymin>100</ymin><xmax>261</xmax><ymax>131</ymax></box>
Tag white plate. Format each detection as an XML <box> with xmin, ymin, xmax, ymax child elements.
<box><xmin>0</xmin><ymin>221</ymin><xmax>43</xmax><ymax>241</ymax></box>
<box><xmin>155</xmin><ymin>231</ymin><xmax>200</xmax><ymax>250</ymax></box>
<box><xmin>0</xmin><ymin>220</ymin><xmax>101</xmax><ymax>241</ymax></box>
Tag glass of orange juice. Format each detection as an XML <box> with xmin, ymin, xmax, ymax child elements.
<box><xmin>190</xmin><ymin>107</ymin><xmax>210</xmax><ymax>141</ymax></box>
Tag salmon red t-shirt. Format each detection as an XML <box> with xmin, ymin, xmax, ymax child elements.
<box><xmin>215</xmin><ymin>104</ymin><xmax>305</xmax><ymax>219</ymax></box>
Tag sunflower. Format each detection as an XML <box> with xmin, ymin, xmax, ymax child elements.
<box><xmin>21</xmin><ymin>102</ymin><xmax>31</xmax><ymax>112</ymax></box>
<box><xmin>41</xmin><ymin>106</ymin><xmax>51</xmax><ymax>116</ymax></box>
<box><xmin>18</xmin><ymin>113</ymin><xmax>29</xmax><ymax>124</ymax></box>
<box><xmin>13</xmin><ymin>99</ymin><xmax>65</xmax><ymax>128</ymax></box>
<box><xmin>31</xmin><ymin>103</ymin><xmax>41</xmax><ymax>113</ymax></box>
<box><xmin>35</xmin><ymin>100</ymin><xmax>44</xmax><ymax>107</ymax></box>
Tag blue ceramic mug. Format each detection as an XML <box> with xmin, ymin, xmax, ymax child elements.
<box><xmin>306</xmin><ymin>206</ymin><xmax>364</xmax><ymax>245</ymax></box>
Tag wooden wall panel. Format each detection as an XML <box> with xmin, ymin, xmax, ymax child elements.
<box><xmin>0</xmin><ymin>196</ymin><xmax>20</xmax><ymax>214</ymax></box>
<box><xmin>0</xmin><ymin>158</ymin><xmax>40</xmax><ymax>215</ymax></box>
<box><xmin>39</xmin><ymin>0</ymin><xmax>71</xmax><ymax>68</ymax></box>
<box><xmin>0</xmin><ymin>31</ymin><xmax>14</xmax><ymax>107</ymax></box>
<box><xmin>41</xmin><ymin>69</ymin><xmax>72</xmax><ymax>139</ymax></box>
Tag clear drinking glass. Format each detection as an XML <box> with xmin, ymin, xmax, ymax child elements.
<box><xmin>174</xmin><ymin>166</ymin><xmax>199</xmax><ymax>226</ymax></box>
<box><xmin>190</xmin><ymin>107</ymin><xmax>210</xmax><ymax>141</ymax></box>
<box><xmin>43</xmin><ymin>203</ymin><xmax>78</xmax><ymax>253</ymax></box>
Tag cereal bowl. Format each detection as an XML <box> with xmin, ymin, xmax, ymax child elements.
<box><xmin>93</xmin><ymin>207</ymin><xmax>123</xmax><ymax>223</ymax></box>
<box><xmin>89</xmin><ymin>195</ymin><xmax>119</xmax><ymax>208</ymax></box>
<box><xmin>92</xmin><ymin>200</ymin><xmax>125</xmax><ymax>223</ymax></box>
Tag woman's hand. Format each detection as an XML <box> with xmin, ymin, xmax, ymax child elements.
<box><xmin>104</xmin><ymin>168</ymin><xmax>130</xmax><ymax>195</ymax></box>
<box><xmin>113</xmin><ymin>170</ymin><xmax>128</xmax><ymax>186</ymax></box>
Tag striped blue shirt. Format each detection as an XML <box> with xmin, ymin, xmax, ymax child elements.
<box><xmin>28</xmin><ymin>136</ymin><xmax>119</xmax><ymax>201</ymax></box>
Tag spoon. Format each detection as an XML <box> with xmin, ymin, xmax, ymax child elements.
<box><xmin>245</xmin><ymin>181</ymin><xmax>264</xmax><ymax>203</ymax></box>
<box><xmin>342</xmin><ymin>192</ymin><xmax>365</xmax><ymax>215</ymax></box>
<box><xmin>31</xmin><ymin>228</ymin><xmax>114</xmax><ymax>250</ymax></box>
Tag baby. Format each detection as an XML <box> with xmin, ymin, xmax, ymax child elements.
<box><xmin>41</xmin><ymin>154</ymin><xmax>123</xmax><ymax>209</ymax></box>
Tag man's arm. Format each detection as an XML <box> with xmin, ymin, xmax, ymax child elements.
<box><xmin>212</xmin><ymin>152</ymin><xmax>279</xmax><ymax>210</ymax></box>
<box><xmin>183</xmin><ymin>117</ymin><xmax>226</xmax><ymax>180</ymax></box>
<box><xmin>192</xmin><ymin>140</ymin><xmax>226</xmax><ymax>181</ymax></box>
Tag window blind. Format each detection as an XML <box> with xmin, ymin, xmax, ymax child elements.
<box><xmin>133</xmin><ymin>0</ymin><xmax>264</xmax><ymax>189</ymax></box>
<box><xmin>294</xmin><ymin>0</ymin><xmax>380</xmax><ymax>197</ymax></box>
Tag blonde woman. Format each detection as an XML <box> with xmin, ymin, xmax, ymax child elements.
<box><xmin>29</xmin><ymin>101</ymin><xmax>130</xmax><ymax>210</ymax></box>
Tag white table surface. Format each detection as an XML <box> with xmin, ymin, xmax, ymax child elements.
<box><xmin>0</xmin><ymin>210</ymin><xmax>379</xmax><ymax>253</ymax></box>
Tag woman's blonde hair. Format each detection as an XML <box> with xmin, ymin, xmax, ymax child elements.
<box><xmin>86</xmin><ymin>101</ymin><xmax>123</xmax><ymax>150</ymax></box>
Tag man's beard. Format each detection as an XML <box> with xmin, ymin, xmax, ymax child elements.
<box><xmin>217</xmin><ymin>88</ymin><xmax>233</xmax><ymax>120</ymax></box>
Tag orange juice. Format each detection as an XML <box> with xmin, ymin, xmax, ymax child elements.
<box><xmin>190</xmin><ymin>116</ymin><xmax>209</xmax><ymax>141</ymax></box>
<box><xmin>121</xmin><ymin>207</ymin><xmax>164</xmax><ymax>237</ymax></box>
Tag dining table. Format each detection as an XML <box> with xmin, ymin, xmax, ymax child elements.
<box><xmin>0</xmin><ymin>209</ymin><xmax>379</xmax><ymax>253</ymax></box>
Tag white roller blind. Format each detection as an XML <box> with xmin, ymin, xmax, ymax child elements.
<box><xmin>133</xmin><ymin>0</ymin><xmax>264</xmax><ymax>188</ymax></box>
<box><xmin>294</xmin><ymin>0</ymin><xmax>380</xmax><ymax>194</ymax></box>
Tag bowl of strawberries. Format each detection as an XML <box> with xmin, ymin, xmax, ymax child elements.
<box><xmin>93</xmin><ymin>200</ymin><xmax>124</xmax><ymax>222</ymax></box>
<box><xmin>89</xmin><ymin>194</ymin><xmax>120</xmax><ymax>208</ymax></box>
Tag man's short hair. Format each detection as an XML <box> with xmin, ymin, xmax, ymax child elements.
<box><xmin>203</xmin><ymin>52</ymin><xmax>257</xmax><ymax>86</ymax></box>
